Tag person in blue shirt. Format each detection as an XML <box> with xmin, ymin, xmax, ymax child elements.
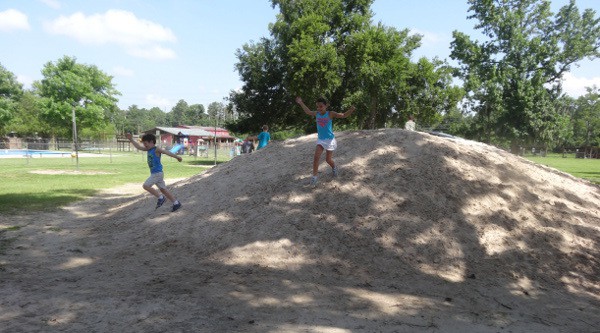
<box><xmin>126</xmin><ymin>133</ymin><xmax>183</xmax><ymax>212</ymax></box>
<box><xmin>295</xmin><ymin>96</ymin><xmax>356</xmax><ymax>186</ymax></box>
<box><xmin>257</xmin><ymin>125</ymin><xmax>271</xmax><ymax>149</ymax></box>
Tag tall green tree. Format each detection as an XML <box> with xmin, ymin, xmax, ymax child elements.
<box><xmin>344</xmin><ymin>23</ymin><xmax>420</xmax><ymax>129</ymax></box>
<box><xmin>207</xmin><ymin>102</ymin><xmax>225</xmax><ymax>126</ymax></box>
<box><xmin>186</xmin><ymin>103</ymin><xmax>206</xmax><ymax>125</ymax></box>
<box><xmin>168</xmin><ymin>99</ymin><xmax>189</xmax><ymax>126</ymax></box>
<box><xmin>230</xmin><ymin>0</ymin><xmax>375</xmax><ymax>133</ymax></box>
<box><xmin>111</xmin><ymin>108</ymin><xmax>128</xmax><ymax>135</ymax></box>
<box><xmin>230</xmin><ymin>0</ymin><xmax>460</xmax><ymax>133</ymax></box>
<box><xmin>573</xmin><ymin>86</ymin><xmax>600</xmax><ymax>147</ymax></box>
<box><xmin>394</xmin><ymin>58</ymin><xmax>464</xmax><ymax>130</ymax></box>
<box><xmin>0</xmin><ymin>63</ymin><xmax>24</xmax><ymax>134</ymax></box>
<box><xmin>7</xmin><ymin>91</ymin><xmax>50</xmax><ymax>137</ymax></box>
<box><xmin>34</xmin><ymin>56</ymin><xmax>120</xmax><ymax>139</ymax></box>
<box><xmin>147</xmin><ymin>106</ymin><xmax>167</xmax><ymax>128</ymax></box>
<box><xmin>450</xmin><ymin>0</ymin><xmax>600</xmax><ymax>150</ymax></box>
<box><xmin>229</xmin><ymin>37</ymin><xmax>292</xmax><ymax>132</ymax></box>
<box><xmin>123</xmin><ymin>105</ymin><xmax>165</xmax><ymax>133</ymax></box>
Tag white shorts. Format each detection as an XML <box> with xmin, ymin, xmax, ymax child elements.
<box><xmin>316</xmin><ymin>138</ymin><xmax>337</xmax><ymax>151</ymax></box>
<box><xmin>144</xmin><ymin>172</ymin><xmax>167</xmax><ymax>189</ymax></box>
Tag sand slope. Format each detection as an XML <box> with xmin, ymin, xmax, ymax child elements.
<box><xmin>1</xmin><ymin>128</ymin><xmax>599</xmax><ymax>332</ymax></box>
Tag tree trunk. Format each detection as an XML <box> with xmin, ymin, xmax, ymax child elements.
<box><xmin>368</xmin><ymin>94</ymin><xmax>378</xmax><ymax>129</ymax></box>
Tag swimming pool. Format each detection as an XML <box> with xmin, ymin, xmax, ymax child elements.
<box><xmin>0</xmin><ymin>149</ymin><xmax>73</xmax><ymax>157</ymax></box>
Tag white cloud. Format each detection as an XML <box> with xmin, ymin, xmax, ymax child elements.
<box><xmin>562</xmin><ymin>72</ymin><xmax>600</xmax><ymax>97</ymax></box>
<box><xmin>0</xmin><ymin>9</ymin><xmax>30</xmax><ymax>32</ymax></box>
<box><xmin>111</xmin><ymin>66</ymin><xmax>134</xmax><ymax>77</ymax></box>
<box><xmin>16</xmin><ymin>74</ymin><xmax>34</xmax><ymax>89</ymax></box>
<box><xmin>44</xmin><ymin>9</ymin><xmax>177</xmax><ymax>60</ymax></box>
<box><xmin>145</xmin><ymin>94</ymin><xmax>172</xmax><ymax>110</ymax></box>
<box><xmin>39</xmin><ymin>0</ymin><xmax>61</xmax><ymax>9</ymax></box>
<box><xmin>410</xmin><ymin>28</ymin><xmax>448</xmax><ymax>48</ymax></box>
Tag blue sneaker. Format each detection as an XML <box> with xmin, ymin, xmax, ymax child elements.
<box><xmin>332</xmin><ymin>166</ymin><xmax>339</xmax><ymax>177</ymax></box>
<box><xmin>310</xmin><ymin>176</ymin><xmax>318</xmax><ymax>187</ymax></box>
<box><xmin>156</xmin><ymin>196</ymin><xmax>166</xmax><ymax>209</ymax></box>
<box><xmin>172</xmin><ymin>202</ymin><xmax>182</xmax><ymax>212</ymax></box>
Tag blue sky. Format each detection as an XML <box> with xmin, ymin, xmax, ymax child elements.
<box><xmin>1</xmin><ymin>0</ymin><xmax>599</xmax><ymax>112</ymax></box>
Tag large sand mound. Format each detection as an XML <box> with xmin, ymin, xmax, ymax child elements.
<box><xmin>1</xmin><ymin>128</ymin><xmax>599</xmax><ymax>332</ymax></box>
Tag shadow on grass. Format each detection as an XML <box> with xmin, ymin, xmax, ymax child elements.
<box><xmin>0</xmin><ymin>189</ymin><xmax>99</xmax><ymax>214</ymax></box>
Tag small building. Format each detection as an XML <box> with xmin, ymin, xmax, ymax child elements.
<box><xmin>142</xmin><ymin>126</ymin><xmax>238</xmax><ymax>154</ymax></box>
<box><xmin>179</xmin><ymin>126</ymin><xmax>237</xmax><ymax>144</ymax></box>
<box><xmin>143</xmin><ymin>126</ymin><xmax>214</xmax><ymax>149</ymax></box>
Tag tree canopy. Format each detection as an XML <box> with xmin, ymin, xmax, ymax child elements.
<box><xmin>0</xmin><ymin>63</ymin><xmax>24</xmax><ymax>134</ymax></box>
<box><xmin>450</xmin><ymin>0</ymin><xmax>600</xmax><ymax>149</ymax></box>
<box><xmin>229</xmin><ymin>0</ymin><xmax>461</xmax><ymax>134</ymax></box>
<box><xmin>33</xmin><ymin>56</ymin><xmax>121</xmax><ymax>138</ymax></box>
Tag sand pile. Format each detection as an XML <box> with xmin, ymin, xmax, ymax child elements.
<box><xmin>1</xmin><ymin>128</ymin><xmax>599</xmax><ymax>332</ymax></box>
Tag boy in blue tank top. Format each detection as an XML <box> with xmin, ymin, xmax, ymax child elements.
<box><xmin>295</xmin><ymin>96</ymin><xmax>356</xmax><ymax>186</ymax></box>
<box><xmin>126</xmin><ymin>133</ymin><xmax>183</xmax><ymax>212</ymax></box>
<box><xmin>257</xmin><ymin>125</ymin><xmax>271</xmax><ymax>149</ymax></box>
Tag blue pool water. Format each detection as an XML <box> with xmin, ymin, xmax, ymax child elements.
<box><xmin>0</xmin><ymin>149</ymin><xmax>71</xmax><ymax>156</ymax></box>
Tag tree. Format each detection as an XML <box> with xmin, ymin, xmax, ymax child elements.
<box><xmin>186</xmin><ymin>103</ymin><xmax>205</xmax><ymax>125</ymax></box>
<box><xmin>344</xmin><ymin>23</ymin><xmax>420</xmax><ymax>129</ymax></box>
<box><xmin>123</xmin><ymin>105</ymin><xmax>166</xmax><ymax>134</ymax></box>
<box><xmin>231</xmin><ymin>0</ymin><xmax>375</xmax><ymax>133</ymax></box>
<box><xmin>230</xmin><ymin>0</ymin><xmax>461</xmax><ymax>133</ymax></box>
<box><xmin>207</xmin><ymin>102</ymin><xmax>225</xmax><ymax>125</ymax></box>
<box><xmin>573</xmin><ymin>86</ymin><xmax>600</xmax><ymax>147</ymax></box>
<box><xmin>395</xmin><ymin>58</ymin><xmax>464</xmax><ymax>130</ymax></box>
<box><xmin>7</xmin><ymin>91</ymin><xmax>51</xmax><ymax>137</ymax></box>
<box><xmin>0</xmin><ymin>63</ymin><xmax>24</xmax><ymax>134</ymax></box>
<box><xmin>229</xmin><ymin>37</ymin><xmax>293</xmax><ymax>133</ymax></box>
<box><xmin>168</xmin><ymin>99</ymin><xmax>189</xmax><ymax>126</ymax></box>
<box><xmin>111</xmin><ymin>108</ymin><xmax>128</xmax><ymax>135</ymax></box>
<box><xmin>34</xmin><ymin>56</ymin><xmax>120</xmax><ymax>139</ymax></box>
<box><xmin>147</xmin><ymin>106</ymin><xmax>167</xmax><ymax>128</ymax></box>
<box><xmin>450</xmin><ymin>0</ymin><xmax>600</xmax><ymax>151</ymax></box>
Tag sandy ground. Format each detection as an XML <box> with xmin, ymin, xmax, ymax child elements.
<box><xmin>1</xmin><ymin>129</ymin><xmax>599</xmax><ymax>333</ymax></box>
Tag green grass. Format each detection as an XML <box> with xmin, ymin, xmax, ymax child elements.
<box><xmin>0</xmin><ymin>150</ymin><xmax>231</xmax><ymax>214</ymax></box>
<box><xmin>526</xmin><ymin>153</ymin><xmax>600</xmax><ymax>185</ymax></box>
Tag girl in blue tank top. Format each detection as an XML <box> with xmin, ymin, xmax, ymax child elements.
<box><xmin>295</xmin><ymin>96</ymin><xmax>357</xmax><ymax>187</ymax></box>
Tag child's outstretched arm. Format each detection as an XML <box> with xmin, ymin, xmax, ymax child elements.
<box><xmin>157</xmin><ymin>147</ymin><xmax>183</xmax><ymax>162</ymax></box>
<box><xmin>126</xmin><ymin>133</ymin><xmax>147</xmax><ymax>151</ymax></box>
<box><xmin>295</xmin><ymin>96</ymin><xmax>316</xmax><ymax>116</ymax></box>
<box><xmin>332</xmin><ymin>105</ymin><xmax>356</xmax><ymax>119</ymax></box>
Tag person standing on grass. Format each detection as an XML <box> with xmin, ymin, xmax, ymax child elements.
<box><xmin>295</xmin><ymin>96</ymin><xmax>356</xmax><ymax>187</ymax></box>
<box><xmin>257</xmin><ymin>125</ymin><xmax>271</xmax><ymax>150</ymax></box>
<box><xmin>126</xmin><ymin>133</ymin><xmax>183</xmax><ymax>212</ymax></box>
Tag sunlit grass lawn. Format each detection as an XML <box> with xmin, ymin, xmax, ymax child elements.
<box><xmin>527</xmin><ymin>153</ymin><xmax>600</xmax><ymax>185</ymax></box>
<box><xmin>0</xmin><ymin>151</ymin><xmax>230</xmax><ymax>214</ymax></box>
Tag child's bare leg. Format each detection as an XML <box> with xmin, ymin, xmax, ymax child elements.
<box><xmin>159</xmin><ymin>188</ymin><xmax>176</xmax><ymax>202</ymax></box>
<box><xmin>143</xmin><ymin>184</ymin><xmax>161</xmax><ymax>197</ymax></box>
<box><xmin>325</xmin><ymin>150</ymin><xmax>335</xmax><ymax>169</ymax></box>
<box><xmin>313</xmin><ymin>145</ymin><xmax>324</xmax><ymax>176</ymax></box>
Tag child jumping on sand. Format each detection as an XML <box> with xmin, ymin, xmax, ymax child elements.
<box><xmin>126</xmin><ymin>133</ymin><xmax>183</xmax><ymax>212</ymax></box>
<box><xmin>295</xmin><ymin>96</ymin><xmax>356</xmax><ymax>186</ymax></box>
